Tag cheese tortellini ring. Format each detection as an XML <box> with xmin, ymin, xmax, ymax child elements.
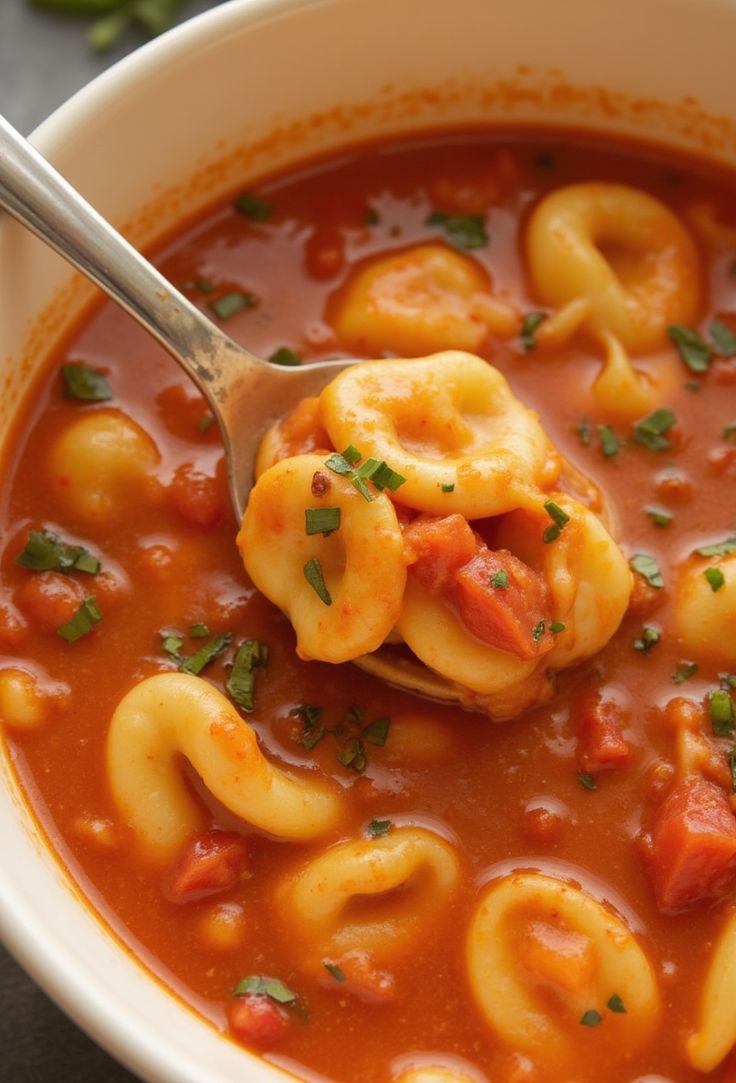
<box><xmin>47</xmin><ymin>409</ymin><xmax>160</xmax><ymax>526</ymax></box>
<box><xmin>592</xmin><ymin>331</ymin><xmax>681</xmax><ymax>424</ymax></box>
<box><xmin>495</xmin><ymin>496</ymin><xmax>632</xmax><ymax>671</ymax></box>
<box><xmin>106</xmin><ymin>673</ymin><xmax>342</xmax><ymax>862</ymax></box>
<box><xmin>330</xmin><ymin>243</ymin><xmax>517</xmax><ymax>356</ymax></box>
<box><xmin>675</xmin><ymin>553</ymin><xmax>736</xmax><ymax>667</ymax></box>
<box><xmin>526</xmin><ymin>182</ymin><xmax>701</xmax><ymax>352</ymax></box>
<box><xmin>237</xmin><ymin>453</ymin><xmax>405</xmax><ymax>662</ymax></box>
<box><xmin>394</xmin><ymin>1063</ymin><xmax>486</xmax><ymax>1083</ymax></box>
<box><xmin>0</xmin><ymin>667</ymin><xmax>61</xmax><ymax>731</ymax></box>
<box><xmin>278</xmin><ymin>827</ymin><xmax>460</xmax><ymax>970</ymax></box>
<box><xmin>467</xmin><ymin>872</ymin><xmax>660</xmax><ymax>1069</ymax></box>
<box><xmin>687</xmin><ymin>909</ymin><xmax>736</xmax><ymax>1070</ymax></box>
<box><xmin>320</xmin><ymin>353</ymin><xmax>560</xmax><ymax>518</ymax></box>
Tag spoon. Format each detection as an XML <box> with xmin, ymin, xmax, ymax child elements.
<box><xmin>0</xmin><ymin>113</ymin><xmax>458</xmax><ymax>705</ymax></box>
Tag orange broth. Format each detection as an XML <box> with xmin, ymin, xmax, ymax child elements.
<box><xmin>3</xmin><ymin>131</ymin><xmax>736</xmax><ymax>1083</ymax></box>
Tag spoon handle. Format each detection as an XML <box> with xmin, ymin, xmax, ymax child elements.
<box><xmin>0</xmin><ymin>112</ymin><xmax>261</xmax><ymax>401</ymax></box>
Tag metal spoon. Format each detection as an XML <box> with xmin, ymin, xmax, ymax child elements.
<box><xmin>0</xmin><ymin>113</ymin><xmax>458</xmax><ymax>705</ymax></box>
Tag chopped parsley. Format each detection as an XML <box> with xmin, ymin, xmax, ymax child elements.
<box><xmin>160</xmin><ymin>633</ymin><xmax>184</xmax><ymax>657</ymax></box>
<box><xmin>668</xmin><ymin>324</ymin><xmax>712</xmax><ymax>373</ymax></box>
<box><xmin>490</xmin><ymin>569</ymin><xmax>509</xmax><ymax>589</ymax></box>
<box><xmin>520</xmin><ymin>311</ymin><xmax>547</xmax><ymax>351</ymax></box>
<box><xmin>580</xmin><ymin>1009</ymin><xmax>603</xmax><ymax>1027</ymax></box>
<box><xmin>576</xmin><ymin>417</ymin><xmax>592</xmax><ymax>446</ymax></box>
<box><xmin>180</xmin><ymin>633</ymin><xmax>232</xmax><ymax>676</ymax></box>
<box><xmin>673</xmin><ymin>662</ymin><xmax>699</xmax><ymax>684</ymax></box>
<box><xmin>630</xmin><ymin>553</ymin><xmax>664</xmax><ymax>589</ymax></box>
<box><xmin>57</xmin><ymin>597</ymin><xmax>101</xmax><ymax>644</ymax></box>
<box><xmin>198</xmin><ymin>413</ymin><xmax>215</xmax><ymax>433</ymax></box>
<box><xmin>633</xmin><ymin>625</ymin><xmax>660</xmax><ymax>654</ymax></box>
<box><xmin>705</xmin><ymin>567</ymin><xmax>726</xmax><ymax>592</ymax></box>
<box><xmin>227</xmin><ymin>640</ymin><xmax>269</xmax><ymax>711</ymax></box>
<box><xmin>542</xmin><ymin>500</ymin><xmax>570</xmax><ymax>543</ymax></box>
<box><xmin>268</xmin><ymin>346</ymin><xmax>301</xmax><ymax>367</ymax></box>
<box><xmin>729</xmin><ymin>749</ymin><xmax>736</xmax><ymax>793</ymax></box>
<box><xmin>577</xmin><ymin>772</ymin><xmax>598</xmax><ymax>791</ymax></box>
<box><xmin>323</xmin><ymin>447</ymin><xmax>405</xmax><ymax>502</ymax></box>
<box><xmin>532</xmin><ymin>620</ymin><xmax>546</xmax><ymax>642</ymax></box>
<box><xmin>337</xmin><ymin>736</ymin><xmax>366</xmax><ymax>772</ymax></box>
<box><xmin>607</xmin><ymin>994</ymin><xmax>627</xmax><ymax>1014</ymax></box>
<box><xmin>234</xmin><ymin>193</ymin><xmax>272</xmax><ymax>221</ymax></box>
<box><xmin>323</xmin><ymin>962</ymin><xmax>346</xmax><ymax>982</ymax></box>
<box><xmin>723</xmin><ymin>421</ymin><xmax>736</xmax><ymax>443</ymax></box>
<box><xmin>425</xmin><ymin>210</ymin><xmax>489</xmax><ymax>249</ymax></box>
<box><xmin>367</xmin><ymin>818</ymin><xmax>392</xmax><ymax>838</ymax></box>
<box><xmin>305</xmin><ymin>507</ymin><xmax>341</xmax><ymax>537</ymax></box>
<box><xmin>209</xmin><ymin>291</ymin><xmax>256</xmax><ymax>320</ymax></box>
<box><xmin>61</xmin><ymin>363</ymin><xmax>112</xmax><ymax>401</ymax></box>
<box><xmin>632</xmin><ymin>408</ymin><xmax>676</xmax><ymax>452</ymax></box>
<box><xmin>710</xmin><ymin>318</ymin><xmax>736</xmax><ymax>357</ymax></box>
<box><xmin>362</xmin><ymin>716</ymin><xmax>390</xmax><ymax>746</ymax></box>
<box><xmin>16</xmin><ymin>529</ymin><xmax>100</xmax><ymax>575</ymax></box>
<box><xmin>441</xmin><ymin>482</ymin><xmax>455</xmax><ymax>493</ymax></box>
<box><xmin>233</xmin><ymin>976</ymin><xmax>297</xmax><ymax>1003</ymax></box>
<box><xmin>598</xmin><ymin>424</ymin><xmax>620</xmax><ymax>458</ymax></box>
<box><xmin>294</xmin><ymin>703</ymin><xmax>390</xmax><ymax>773</ymax></box>
<box><xmin>698</xmin><ymin>536</ymin><xmax>736</xmax><ymax>558</ymax></box>
<box><xmin>303</xmin><ymin>558</ymin><xmax>332</xmax><ymax>605</ymax></box>
<box><xmin>709</xmin><ymin>688</ymin><xmax>735</xmax><ymax>736</ymax></box>
<box><xmin>645</xmin><ymin>506</ymin><xmax>672</xmax><ymax>528</ymax></box>
<box><xmin>550</xmin><ymin>621</ymin><xmax>566</xmax><ymax>634</ymax></box>
<box><xmin>292</xmin><ymin>704</ymin><xmax>325</xmax><ymax>751</ymax></box>
<box><xmin>188</xmin><ymin>623</ymin><xmax>209</xmax><ymax>639</ymax></box>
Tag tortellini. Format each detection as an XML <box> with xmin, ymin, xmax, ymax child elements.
<box><xmin>526</xmin><ymin>182</ymin><xmax>701</xmax><ymax>352</ymax></box>
<box><xmin>675</xmin><ymin>551</ymin><xmax>736</xmax><ymax>667</ymax></box>
<box><xmin>330</xmin><ymin>243</ymin><xmax>517</xmax><ymax>356</ymax></box>
<box><xmin>238</xmin><ymin>452</ymin><xmax>406</xmax><ymax>662</ymax></box>
<box><xmin>466</xmin><ymin>872</ymin><xmax>660</xmax><ymax>1072</ymax></box>
<box><xmin>0</xmin><ymin>666</ymin><xmax>68</xmax><ymax>731</ymax></box>
<box><xmin>319</xmin><ymin>352</ymin><xmax>560</xmax><ymax>518</ymax></box>
<box><xmin>241</xmin><ymin>353</ymin><xmax>630</xmax><ymax>718</ymax></box>
<box><xmin>106</xmin><ymin>673</ymin><xmax>343</xmax><ymax>862</ymax></box>
<box><xmin>47</xmin><ymin>409</ymin><xmax>160</xmax><ymax>527</ymax></box>
<box><xmin>278</xmin><ymin>826</ymin><xmax>460</xmax><ymax>973</ymax></box>
<box><xmin>687</xmin><ymin>909</ymin><xmax>736</xmax><ymax>1071</ymax></box>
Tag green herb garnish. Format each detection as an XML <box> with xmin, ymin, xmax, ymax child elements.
<box><xmin>209</xmin><ymin>291</ymin><xmax>256</xmax><ymax>320</ymax></box>
<box><xmin>180</xmin><ymin>633</ymin><xmax>232</xmax><ymax>676</ymax></box>
<box><xmin>234</xmin><ymin>193</ymin><xmax>272</xmax><ymax>221</ymax></box>
<box><xmin>576</xmin><ymin>417</ymin><xmax>592</xmax><ymax>446</ymax></box>
<box><xmin>324</xmin><ymin>448</ymin><xmax>404</xmax><ymax>501</ymax></box>
<box><xmin>61</xmin><ymin>363</ymin><xmax>112</xmax><ymax>401</ymax></box>
<box><xmin>630</xmin><ymin>553</ymin><xmax>664</xmax><ymax>589</ymax></box>
<box><xmin>188</xmin><ymin>623</ymin><xmax>210</xmax><ymax>638</ymax></box>
<box><xmin>710</xmin><ymin>318</ymin><xmax>736</xmax><ymax>357</ymax></box>
<box><xmin>268</xmin><ymin>346</ymin><xmax>301</xmax><ymax>367</ymax></box>
<box><xmin>580</xmin><ymin>1009</ymin><xmax>603</xmax><ymax>1027</ymax></box>
<box><xmin>425</xmin><ymin>211</ymin><xmax>488</xmax><ymax>249</ymax></box>
<box><xmin>698</xmin><ymin>536</ymin><xmax>736</xmax><ymax>558</ymax></box>
<box><xmin>709</xmin><ymin>688</ymin><xmax>735</xmax><ymax>736</ymax></box>
<box><xmin>161</xmin><ymin>633</ymin><xmax>184</xmax><ymax>657</ymax></box>
<box><xmin>645</xmin><ymin>506</ymin><xmax>672</xmax><ymax>528</ymax></box>
<box><xmin>233</xmin><ymin>976</ymin><xmax>297</xmax><ymax>1003</ymax></box>
<box><xmin>632</xmin><ymin>408</ymin><xmax>676</xmax><ymax>452</ymax></box>
<box><xmin>323</xmin><ymin>962</ymin><xmax>345</xmax><ymax>982</ymax></box>
<box><xmin>729</xmin><ymin>749</ymin><xmax>736</xmax><ymax>793</ymax></box>
<box><xmin>598</xmin><ymin>424</ymin><xmax>620</xmax><ymax>458</ymax></box>
<box><xmin>367</xmin><ymin>818</ymin><xmax>392</xmax><ymax>837</ymax></box>
<box><xmin>550</xmin><ymin>621</ymin><xmax>566</xmax><ymax>634</ymax></box>
<box><xmin>542</xmin><ymin>500</ymin><xmax>570</xmax><ymax>543</ymax></box>
<box><xmin>57</xmin><ymin>596</ymin><xmax>101</xmax><ymax>643</ymax></box>
<box><xmin>198</xmin><ymin>414</ymin><xmax>215</xmax><ymax>433</ymax></box>
<box><xmin>16</xmin><ymin>529</ymin><xmax>100</xmax><ymax>575</ymax></box>
<box><xmin>337</xmin><ymin>736</ymin><xmax>367</xmax><ymax>773</ymax></box>
<box><xmin>705</xmin><ymin>567</ymin><xmax>726</xmax><ymax>592</ymax></box>
<box><xmin>227</xmin><ymin>640</ymin><xmax>268</xmax><ymax>712</ymax></box>
<box><xmin>305</xmin><ymin>507</ymin><xmax>341</xmax><ymax>537</ymax></box>
<box><xmin>577</xmin><ymin>772</ymin><xmax>598</xmax><ymax>791</ymax></box>
<box><xmin>668</xmin><ymin>324</ymin><xmax>712</xmax><ymax>372</ymax></box>
<box><xmin>607</xmin><ymin>994</ymin><xmax>626</xmax><ymax>1014</ymax></box>
<box><xmin>490</xmin><ymin>570</ymin><xmax>509</xmax><ymax>589</ymax></box>
<box><xmin>520</xmin><ymin>311</ymin><xmax>547</xmax><ymax>351</ymax></box>
<box><xmin>673</xmin><ymin>662</ymin><xmax>699</xmax><ymax>684</ymax></box>
<box><xmin>723</xmin><ymin>421</ymin><xmax>736</xmax><ymax>443</ymax></box>
<box><xmin>303</xmin><ymin>558</ymin><xmax>332</xmax><ymax>605</ymax></box>
<box><xmin>441</xmin><ymin>482</ymin><xmax>455</xmax><ymax>493</ymax></box>
<box><xmin>532</xmin><ymin>620</ymin><xmax>546</xmax><ymax>641</ymax></box>
<box><xmin>362</xmin><ymin>716</ymin><xmax>390</xmax><ymax>747</ymax></box>
<box><xmin>633</xmin><ymin>626</ymin><xmax>660</xmax><ymax>653</ymax></box>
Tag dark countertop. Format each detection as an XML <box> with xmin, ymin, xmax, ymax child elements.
<box><xmin>0</xmin><ymin>5</ymin><xmax>220</xmax><ymax>1079</ymax></box>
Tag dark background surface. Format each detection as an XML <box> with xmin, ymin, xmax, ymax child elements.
<box><xmin>0</xmin><ymin>3</ymin><xmax>221</xmax><ymax>1079</ymax></box>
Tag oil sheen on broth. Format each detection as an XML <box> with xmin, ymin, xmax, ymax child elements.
<box><xmin>3</xmin><ymin>131</ymin><xmax>736</xmax><ymax>1083</ymax></box>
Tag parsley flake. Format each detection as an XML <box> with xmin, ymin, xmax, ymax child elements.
<box><xmin>580</xmin><ymin>1009</ymin><xmax>603</xmax><ymax>1027</ymax></box>
<box><xmin>577</xmin><ymin>772</ymin><xmax>598</xmax><ymax>791</ymax></box>
<box><xmin>542</xmin><ymin>500</ymin><xmax>570</xmax><ymax>543</ymax></box>
<box><xmin>668</xmin><ymin>324</ymin><xmax>712</xmax><ymax>373</ymax></box>
<box><xmin>709</xmin><ymin>688</ymin><xmax>735</xmax><ymax>736</ymax></box>
<box><xmin>710</xmin><ymin>318</ymin><xmax>736</xmax><ymax>357</ymax></box>
<box><xmin>698</xmin><ymin>536</ymin><xmax>736</xmax><ymax>558</ymax></box>
<box><xmin>673</xmin><ymin>662</ymin><xmax>699</xmax><ymax>684</ymax></box>
<box><xmin>323</xmin><ymin>962</ymin><xmax>346</xmax><ymax>982</ymax></box>
<box><xmin>607</xmin><ymin>994</ymin><xmax>626</xmax><ymax>1014</ymax></box>
<box><xmin>633</xmin><ymin>626</ymin><xmax>660</xmax><ymax>653</ymax></box>
<box><xmin>209</xmin><ymin>291</ymin><xmax>256</xmax><ymax>320</ymax></box>
<box><xmin>490</xmin><ymin>569</ymin><xmax>509</xmax><ymax>589</ymax></box>
<box><xmin>705</xmin><ymin>567</ymin><xmax>726</xmax><ymax>592</ymax></box>
<box><xmin>305</xmin><ymin>507</ymin><xmax>341</xmax><ymax>537</ymax></box>
<box><xmin>550</xmin><ymin>621</ymin><xmax>566</xmax><ymax>634</ymax></box>
<box><xmin>227</xmin><ymin>640</ymin><xmax>268</xmax><ymax>711</ymax></box>
<box><xmin>61</xmin><ymin>363</ymin><xmax>112</xmax><ymax>402</ymax></box>
<box><xmin>234</xmin><ymin>193</ymin><xmax>272</xmax><ymax>221</ymax></box>
<box><xmin>729</xmin><ymin>749</ymin><xmax>736</xmax><ymax>793</ymax></box>
<box><xmin>16</xmin><ymin>529</ymin><xmax>100</xmax><ymax>575</ymax></box>
<box><xmin>598</xmin><ymin>424</ymin><xmax>620</xmax><ymax>458</ymax></box>
<box><xmin>362</xmin><ymin>716</ymin><xmax>390</xmax><ymax>747</ymax></box>
<box><xmin>632</xmin><ymin>409</ymin><xmax>676</xmax><ymax>452</ymax></box>
<box><xmin>367</xmin><ymin>818</ymin><xmax>392</xmax><ymax>837</ymax></box>
<box><xmin>532</xmin><ymin>620</ymin><xmax>546</xmax><ymax>642</ymax></box>
<box><xmin>576</xmin><ymin>417</ymin><xmax>592</xmax><ymax>446</ymax></box>
<box><xmin>268</xmin><ymin>346</ymin><xmax>301</xmax><ymax>367</ymax></box>
<box><xmin>57</xmin><ymin>596</ymin><xmax>101</xmax><ymax>643</ymax></box>
<box><xmin>233</xmin><ymin>976</ymin><xmax>297</xmax><ymax>1003</ymax></box>
<box><xmin>425</xmin><ymin>211</ymin><xmax>489</xmax><ymax>249</ymax></box>
<box><xmin>180</xmin><ymin>633</ymin><xmax>232</xmax><ymax>676</ymax></box>
<box><xmin>303</xmin><ymin>558</ymin><xmax>332</xmax><ymax>605</ymax></box>
<box><xmin>520</xmin><ymin>311</ymin><xmax>547</xmax><ymax>351</ymax></box>
<box><xmin>645</xmin><ymin>506</ymin><xmax>672</xmax><ymax>528</ymax></box>
<box><xmin>630</xmin><ymin>553</ymin><xmax>664</xmax><ymax>589</ymax></box>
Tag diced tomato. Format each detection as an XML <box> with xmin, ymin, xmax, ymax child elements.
<box><xmin>451</xmin><ymin>547</ymin><xmax>553</xmax><ymax>660</ymax></box>
<box><xmin>519</xmin><ymin>919</ymin><xmax>595</xmax><ymax>994</ymax></box>
<box><xmin>227</xmin><ymin>995</ymin><xmax>287</xmax><ymax>1048</ymax></box>
<box><xmin>329</xmin><ymin>950</ymin><xmax>396</xmax><ymax>1004</ymax></box>
<box><xmin>167</xmin><ymin>830</ymin><xmax>249</xmax><ymax>904</ymax></box>
<box><xmin>577</xmin><ymin>697</ymin><xmax>630</xmax><ymax>773</ymax></box>
<box><xmin>403</xmin><ymin>514</ymin><xmax>476</xmax><ymax>591</ymax></box>
<box><xmin>16</xmin><ymin>571</ymin><xmax>85</xmax><ymax>633</ymax></box>
<box><xmin>169</xmin><ymin>461</ymin><xmax>226</xmax><ymax>530</ymax></box>
<box><xmin>651</xmin><ymin>776</ymin><xmax>736</xmax><ymax>912</ymax></box>
<box><xmin>708</xmin><ymin>446</ymin><xmax>736</xmax><ymax>479</ymax></box>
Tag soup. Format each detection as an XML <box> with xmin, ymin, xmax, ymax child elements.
<box><xmin>2</xmin><ymin>130</ymin><xmax>736</xmax><ymax>1083</ymax></box>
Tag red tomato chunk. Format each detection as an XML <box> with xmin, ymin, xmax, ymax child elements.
<box><xmin>651</xmin><ymin>776</ymin><xmax>736</xmax><ymax>912</ymax></box>
<box><xmin>167</xmin><ymin>830</ymin><xmax>249</xmax><ymax>904</ymax></box>
<box><xmin>577</xmin><ymin>697</ymin><xmax>630</xmax><ymax>773</ymax></box>
<box><xmin>227</xmin><ymin>995</ymin><xmax>288</xmax><ymax>1049</ymax></box>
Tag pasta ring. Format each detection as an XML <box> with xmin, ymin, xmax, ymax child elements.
<box><xmin>237</xmin><ymin>453</ymin><xmax>406</xmax><ymax>662</ymax></box>
<box><xmin>526</xmin><ymin>182</ymin><xmax>701</xmax><ymax>352</ymax></box>
<box><xmin>278</xmin><ymin>826</ymin><xmax>460</xmax><ymax>970</ymax></box>
<box><xmin>329</xmin><ymin>243</ymin><xmax>517</xmax><ymax>356</ymax></box>
<box><xmin>467</xmin><ymin>871</ymin><xmax>660</xmax><ymax>1069</ymax></box>
<box><xmin>106</xmin><ymin>673</ymin><xmax>343</xmax><ymax>862</ymax></box>
<box><xmin>319</xmin><ymin>352</ymin><xmax>560</xmax><ymax>518</ymax></box>
<box><xmin>675</xmin><ymin>552</ymin><xmax>736</xmax><ymax>668</ymax></box>
<box><xmin>687</xmin><ymin>909</ymin><xmax>736</xmax><ymax>1071</ymax></box>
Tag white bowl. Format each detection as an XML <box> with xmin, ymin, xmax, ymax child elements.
<box><xmin>3</xmin><ymin>0</ymin><xmax>736</xmax><ymax>1080</ymax></box>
